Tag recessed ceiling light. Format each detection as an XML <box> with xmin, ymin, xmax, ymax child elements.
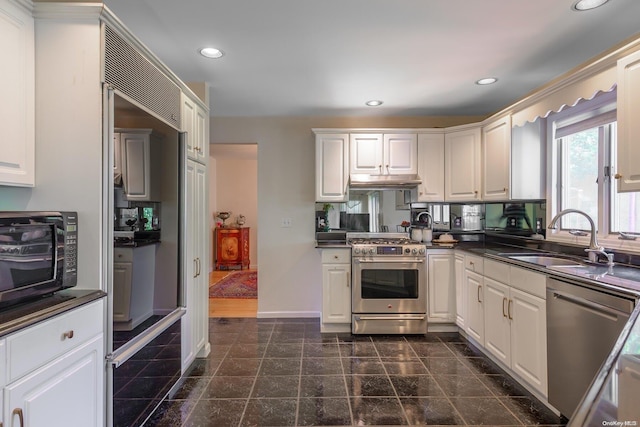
<box><xmin>199</xmin><ymin>47</ymin><xmax>224</xmax><ymax>59</ymax></box>
<box><xmin>365</xmin><ymin>100</ymin><xmax>383</xmax><ymax>107</ymax></box>
<box><xmin>572</xmin><ymin>0</ymin><xmax>610</xmax><ymax>11</ymax></box>
<box><xmin>475</xmin><ymin>77</ymin><xmax>498</xmax><ymax>85</ymax></box>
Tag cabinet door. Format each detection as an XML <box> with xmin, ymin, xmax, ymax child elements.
<box><xmin>384</xmin><ymin>134</ymin><xmax>417</xmax><ymax>175</ymax></box>
<box><xmin>465</xmin><ymin>270</ymin><xmax>484</xmax><ymax>344</ymax></box>
<box><xmin>483</xmin><ymin>277</ymin><xmax>511</xmax><ymax>366</ymax></box>
<box><xmin>322</xmin><ymin>264</ymin><xmax>351</xmax><ymax>323</ymax></box>
<box><xmin>121</xmin><ymin>132</ymin><xmax>150</xmax><ymax>200</ymax></box>
<box><xmin>5</xmin><ymin>335</ymin><xmax>103</xmax><ymax>427</ymax></box>
<box><xmin>454</xmin><ymin>253</ymin><xmax>465</xmax><ymax>328</ymax></box>
<box><xmin>350</xmin><ymin>133</ymin><xmax>383</xmax><ymax>175</ymax></box>
<box><xmin>445</xmin><ymin>126</ymin><xmax>482</xmax><ymax>201</ymax></box>
<box><xmin>182</xmin><ymin>160</ymin><xmax>208</xmax><ymax>371</ymax></box>
<box><xmin>182</xmin><ymin>94</ymin><xmax>196</xmax><ymax>160</ymax></box>
<box><xmin>315</xmin><ymin>133</ymin><xmax>349</xmax><ymax>201</ymax></box>
<box><xmin>112</xmin><ymin>261</ymin><xmax>132</xmax><ymax>323</ymax></box>
<box><xmin>510</xmin><ymin>287</ymin><xmax>547</xmax><ymax>396</ymax></box>
<box><xmin>0</xmin><ymin>0</ymin><xmax>34</xmax><ymax>186</ymax></box>
<box><xmin>417</xmin><ymin>132</ymin><xmax>445</xmax><ymax>201</ymax></box>
<box><xmin>195</xmin><ymin>103</ymin><xmax>208</xmax><ymax>162</ymax></box>
<box><xmin>427</xmin><ymin>252</ymin><xmax>455</xmax><ymax>322</ymax></box>
<box><xmin>482</xmin><ymin>115</ymin><xmax>511</xmax><ymax>201</ymax></box>
<box><xmin>113</xmin><ymin>133</ymin><xmax>122</xmax><ymax>180</ymax></box>
<box><xmin>617</xmin><ymin>50</ymin><xmax>640</xmax><ymax>192</ymax></box>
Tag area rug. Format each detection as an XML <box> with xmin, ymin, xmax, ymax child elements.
<box><xmin>209</xmin><ymin>271</ymin><xmax>257</xmax><ymax>299</ymax></box>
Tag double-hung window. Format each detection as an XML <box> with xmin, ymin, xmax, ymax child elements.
<box><xmin>550</xmin><ymin>90</ymin><xmax>640</xmax><ymax>240</ymax></box>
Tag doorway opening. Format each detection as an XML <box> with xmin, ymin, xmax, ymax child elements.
<box><xmin>209</xmin><ymin>143</ymin><xmax>258</xmax><ymax>317</ymax></box>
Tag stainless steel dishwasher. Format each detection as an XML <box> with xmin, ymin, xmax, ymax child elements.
<box><xmin>547</xmin><ymin>277</ymin><xmax>635</xmax><ymax>418</ymax></box>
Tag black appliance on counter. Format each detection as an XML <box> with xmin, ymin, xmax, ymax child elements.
<box><xmin>0</xmin><ymin>211</ymin><xmax>78</xmax><ymax>309</ymax></box>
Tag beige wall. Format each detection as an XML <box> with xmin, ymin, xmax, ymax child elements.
<box><xmin>210</xmin><ymin>115</ymin><xmax>484</xmax><ymax>317</ymax></box>
<box><xmin>209</xmin><ymin>146</ymin><xmax>258</xmax><ymax>269</ymax></box>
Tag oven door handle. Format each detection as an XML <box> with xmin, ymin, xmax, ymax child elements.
<box><xmin>355</xmin><ymin>315</ymin><xmax>426</xmax><ymax>321</ymax></box>
<box><xmin>354</xmin><ymin>259</ymin><xmax>424</xmax><ymax>263</ymax></box>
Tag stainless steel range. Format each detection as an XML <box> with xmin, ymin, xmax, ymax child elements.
<box><xmin>349</xmin><ymin>233</ymin><xmax>427</xmax><ymax>334</ymax></box>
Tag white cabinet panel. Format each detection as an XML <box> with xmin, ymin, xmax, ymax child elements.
<box><xmin>118</xmin><ymin>129</ymin><xmax>161</xmax><ymax>202</ymax></box>
<box><xmin>510</xmin><ymin>287</ymin><xmax>547</xmax><ymax>396</ymax></box>
<box><xmin>482</xmin><ymin>115</ymin><xmax>511</xmax><ymax>201</ymax></box>
<box><xmin>384</xmin><ymin>133</ymin><xmax>418</xmax><ymax>175</ymax></box>
<box><xmin>350</xmin><ymin>133</ymin><xmax>383</xmax><ymax>175</ymax></box>
<box><xmin>483</xmin><ymin>277</ymin><xmax>511</xmax><ymax>366</ymax></box>
<box><xmin>617</xmin><ymin>50</ymin><xmax>640</xmax><ymax>192</ymax></box>
<box><xmin>417</xmin><ymin>132</ymin><xmax>445</xmax><ymax>201</ymax></box>
<box><xmin>315</xmin><ymin>133</ymin><xmax>349</xmax><ymax>201</ymax></box>
<box><xmin>112</xmin><ymin>261</ymin><xmax>133</xmax><ymax>323</ymax></box>
<box><xmin>0</xmin><ymin>0</ymin><xmax>34</xmax><ymax>187</ymax></box>
<box><xmin>465</xmin><ymin>269</ymin><xmax>484</xmax><ymax>344</ymax></box>
<box><xmin>511</xmin><ymin>118</ymin><xmax>546</xmax><ymax>200</ymax></box>
<box><xmin>445</xmin><ymin>125</ymin><xmax>482</xmax><ymax>201</ymax></box>
<box><xmin>427</xmin><ymin>251</ymin><xmax>455</xmax><ymax>322</ymax></box>
<box><xmin>322</xmin><ymin>265</ymin><xmax>351</xmax><ymax>323</ymax></box>
<box><xmin>454</xmin><ymin>253</ymin><xmax>466</xmax><ymax>328</ymax></box>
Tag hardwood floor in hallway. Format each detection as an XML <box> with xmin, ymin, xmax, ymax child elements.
<box><xmin>209</xmin><ymin>270</ymin><xmax>258</xmax><ymax>318</ymax></box>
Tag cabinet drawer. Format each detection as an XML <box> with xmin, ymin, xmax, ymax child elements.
<box><xmin>321</xmin><ymin>249</ymin><xmax>351</xmax><ymax>264</ymax></box>
<box><xmin>114</xmin><ymin>248</ymin><xmax>133</xmax><ymax>262</ymax></box>
<box><xmin>465</xmin><ymin>254</ymin><xmax>484</xmax><ymax>274</ymax></box>
<box><xmin>510</xmin><ymin>266</ymin><xmax>546</xmax><ymax>299</ymax></box>
<box><xmin>7</xmin><ymin>299</ymin><xmax>104</xmax><ymax>383</ymax></box>
<box><xmin>484</xmin><ymin>259</ymin><xmax>510</xmax><ymax>283</ymax></box>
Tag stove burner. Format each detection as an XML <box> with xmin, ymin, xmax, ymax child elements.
<box><xmin>348</xmin><ymin>237</ymin><xmax>420</xmax><ymax>245</ymax></box>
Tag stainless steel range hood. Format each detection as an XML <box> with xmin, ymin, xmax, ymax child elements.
<box><xmin>349</xmin><ymin>173</ymin><xmax>422</xmax><ymax>190</ymax></box>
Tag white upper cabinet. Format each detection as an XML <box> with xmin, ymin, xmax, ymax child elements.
<box><xmin>0</xmin><ymin>0</ymin><xmax>34</xmax><ymax>187</ymax></box>
<box><xmin>417</xmin><ymin>131</ymin><xmax>445</xmax><ymax>201</ymax></box>
<box><xmin>445</xmin><ymin>124</ymin><xmax>482</xmax><ymax>201</ymax></box>
<box><xmin>511</xmin><ymin>118</ymin><xmax>546</xmax><ymax>200</ymax></box>
<box><xmin>482</xmin><ymin>115</ymin><xmax>511</xmax><ymax>201</ymax></box>
<box><xmin>617</xmin><ymin>50</ymin><xmax>640</xmax><ymax>192</ymax></box>
<box><xmin>350</xmin><ymin>133</ymin><xmax>417</xmax><ymax>175</ymax></box>
<box><xmin>182</xmin><ymin>92</ymin><xmax>208</xmax><ymax>164</ymax></box>
<box><xmin>315</xmin><ymin>133</ymin><xmax>349</xmax><ymax>202</ymax></box>
<box><xmin>384</xmin><ymin>134</ymin><xmax>418</xmax><ymax>175</ymax></box>
<box><xmin>118</xmin><ymin>129</ymin><xmax>161</xmax><ymax>202</ymax></box>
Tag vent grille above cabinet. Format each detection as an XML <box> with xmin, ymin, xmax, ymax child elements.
<box><xmin>104</xmin><ymin>25</ymin><xmax>181</xmax><ymax>127</ymax></box>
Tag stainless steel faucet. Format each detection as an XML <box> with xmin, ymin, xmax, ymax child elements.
<box><xmin>416</xmin><ymin>211</ymin><xmax>433</xmax><ymax>228</ymax></box>
<box><xmin>547</xmin><ymin>209</ymin><xmax>614</xmax><ymax>265</ymax></box>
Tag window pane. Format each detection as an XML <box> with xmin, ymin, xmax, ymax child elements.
<box><xmin>611</xmin><ymin>124</ymin><xmax>640</xmax><ymax>233</ymax></box>
<box><xmin>560</xmin><ymin>129</ymin><xmax>599</xmax><ymax>230</ymax></box>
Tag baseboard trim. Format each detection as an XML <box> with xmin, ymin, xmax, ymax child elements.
<box><xmin>257</xmin><ymin>311</ymin><xmax>321</xmax><ymax>319</ymax></box>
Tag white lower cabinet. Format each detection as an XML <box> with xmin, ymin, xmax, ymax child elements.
<box><xmin>482</xmin><ymin>259</ymin><xmax>548</xmax><ymax>396</ymax></box>
<box><xmin>454</xmin><ymin>253</ymin><xmax>466</xmax><ymax>328</ymax></box>
<box><xmin>427</xmin><ymin>250</ymin><xmax>455</xmax><ymax>323</ymax></box>
<box><xmin>321</xmin><ymin>249</ymin><xmax>351</xmax><ymax>332</ymax></box>
<box><xmin>3</xmin><ymin>299</ymin><xmax>104</xmax><ymax>427</ymax></box>
<box><xmin>465</xmin><ymin>269</ymin><xmax>484</xmax><ymax>344</ymax></box>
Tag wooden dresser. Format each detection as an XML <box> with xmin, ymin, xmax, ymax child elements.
<box><xmin>214</xmin><ymin>227</ymin><xmax>250</xmax><ymax>270</ymax></box>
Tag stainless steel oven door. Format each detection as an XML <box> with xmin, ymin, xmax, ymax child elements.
<box><xmin>352</xmin><ymin>258</ymin><xmax>426</xmax><ymax>314</ymax></box>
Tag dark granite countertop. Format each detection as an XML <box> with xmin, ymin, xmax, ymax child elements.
<box><xmin>0</xmin><ymin>289</ymin><xmax>106</xmax><ymax>337</ymax></box>
<box><xmin>114</xmin><ymin>239</ymin><xmax>161</xmax><ymax>248</ymax></box>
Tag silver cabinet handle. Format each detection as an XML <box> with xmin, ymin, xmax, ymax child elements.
<box><xmin>356</xmin><ymin>315</ymin><xmax>425</xmax><ymax>321</ymax></box>
<box><xmin>193</xmin><ymin>259</ymin><xmax>198</xmax><ymax>278</ymax></box>
<box><xmin>508</xmin><ymin>299</ymin><xmax>513</xmax><ymax>320</ymax></box>
<box><xmin>12</xmin><ymin>408</ymin><xmax>24</xmax><ymax>427</ymax></box>
<box><xmin>196</xmin><ymin>258</ymin><xmax>201</xmax><ymax>277</ymax></box>
<box><xmin>502</xmin><ymin>297</ymin><xmax>507</xmax><ymax>318</ymax></box>
<box><xmin>62</xmin><ymin>330</ymin><xmax>74</xmax><ymax>340</ymax></box>
<box><xmin>477</xmin><ymin>285</ymin><xmax>482</xmax><ymax>303</ymax></box>
<box><xmin>346</xmin><ymin>271</ymin><xmax>350</xmax><ymax>287</ymax></box>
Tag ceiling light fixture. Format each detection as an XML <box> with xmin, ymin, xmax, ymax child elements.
<box><xmin>572</xmin><ymin>0</ymin><xmax>610</xmax><ymax>11</ymax></box>
<box><xmin>475</xmin><ymin>77</ymin><xmax>498</xmax><ymax>85</ymax></box>
<box><xmin>365</xmin><ymin>100</ymin><xmax>383</xmax><ymax>107</ymax></box>
<box><xmin>199</xmin><ymin>47</ymin><xmax>224</xmax><ymax>59</ymax></box>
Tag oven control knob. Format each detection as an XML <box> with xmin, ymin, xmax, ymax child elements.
<box><xmin>404</xmin><ymin>248</ymin><xmax>410</xmax><ymax>254</ymax></box>
<box><xmin>368</xmin><ymin>248</ymin><xmax>375</xmax><ymax>255</ymax></box>
<box><xmin>412</xmin><ymin>248</ymin><xmax>418</xmax><ymax>255</ymax></box>
<box><xmin>419</xmin><ymin>248</ymin><xmax>425</xmax><ymax>254</ymax></box>
<box><xmin>354</xmin><ymin>248</ymin><xmax>361</xmax><ymax>254</ymax></box>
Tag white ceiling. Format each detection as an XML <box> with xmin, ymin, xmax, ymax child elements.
<box><xmin>103</xmin><ymin>0</ymin><xmax>640</xmax><ymax>118</ymax></box>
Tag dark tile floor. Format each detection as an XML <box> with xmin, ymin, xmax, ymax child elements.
<box><xmin>146</xmin><ymin>318</ymin><xmax>568</xmax><ymax>426</ymax></box>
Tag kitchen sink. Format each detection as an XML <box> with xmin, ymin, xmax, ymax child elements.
<box><xmin>549</xmin><ymin>264</ymin><xmax>640</xmax><ymax>283</ymax></box>
<box><xmin>507</xmin><ymin>254</ymin><xmax>585</xmax><ymax>267</ymax></box>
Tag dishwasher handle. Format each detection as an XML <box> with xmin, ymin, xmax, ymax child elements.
<box><xmin>550</xmin><ymin>289</ymin><xmax>626</xmax><ymax>321</ymax></box>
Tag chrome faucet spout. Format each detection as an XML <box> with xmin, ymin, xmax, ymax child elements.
<box><xmin>547</xmin><ymin>209</ymin><xmax>613</xmax><ymax>264</ymax></box>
